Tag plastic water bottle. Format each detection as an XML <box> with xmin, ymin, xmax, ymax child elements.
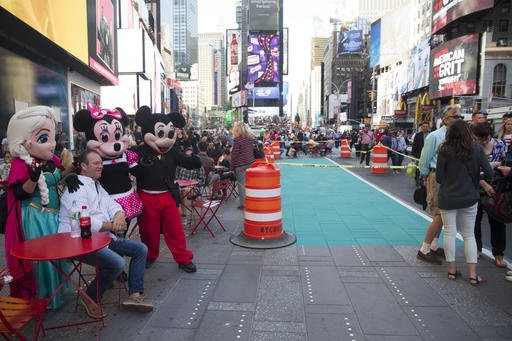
<box><xmin>79</xmin><ymin>205</ymin><xmax>92</xmax><ymax>239</ymax></box>
<box><xmin>69</xmin><ymin>200</ymin><xmax>81</xmax><ymax>238</ymax></box>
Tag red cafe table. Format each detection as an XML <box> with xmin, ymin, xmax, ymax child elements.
<box><xmin>10</xmin><ymin>231</ymin><xmax>111</xmax><ymax>330</ymax></box>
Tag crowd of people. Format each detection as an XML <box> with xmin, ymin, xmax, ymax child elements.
<box><xmin>0</xmin><ymin>103</ymin><xmax>511</xmax><ymax>329</ymax></box>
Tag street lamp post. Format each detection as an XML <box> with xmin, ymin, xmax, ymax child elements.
<box><xmin>331</xmin><ymin>79</ymin><xmax>351</xmax><ymax>129</ymax></box>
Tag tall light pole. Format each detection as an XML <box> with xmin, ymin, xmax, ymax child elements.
<box><xmin>331</xmin><ymin>79</ymin><xmax>351</xmax><ymax>129</ymax></box>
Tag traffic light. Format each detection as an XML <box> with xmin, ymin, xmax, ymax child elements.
<box><xmin>243</xmin><ymin>109</ymin><xmax>248</xmax><ymax>123</ymax></box>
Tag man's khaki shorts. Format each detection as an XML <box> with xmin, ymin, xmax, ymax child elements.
<box><xmin>426</xmin><ymin>170</ymin><xmax>440</xmax><ymax>215</ymax></box>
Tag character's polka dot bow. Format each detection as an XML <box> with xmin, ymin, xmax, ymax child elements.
<box><xmin>87</xmin><ymin>102</ymin><xmax>122</xmax><ymax>120</ymax></box>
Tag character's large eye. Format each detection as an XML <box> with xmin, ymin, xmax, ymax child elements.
<box><xmin>157</xmin><ymin>130</ymin><xmax>165</xmax><ymax>138</ymax></box>
<box><xmin>168</xmin><ymin>130</ymin><xmax>175</xmax><ymax>139</ymax></box>
<box><xmin>114</xmin><ymin>130</ymin><xmax>121</xmax><ymax>140</ymax></box>
<box><xmin>100</xmin><ymin>132</ymin><xmax>109</xmax><ymax>142</ymax></box>
<box><xmin>37</xmin><ymin>134</ymin><xmax>49</xmax><ymax>144</ymax></box>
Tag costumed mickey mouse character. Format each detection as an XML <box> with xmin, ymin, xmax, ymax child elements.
<box><xmin>132</xmin><ymin>106</ymin><xmax>201</xmax><ymax>272</ymax></box>
<box><xmin>72</xmin><ymin>103</ymin><xmax>142</xmax><ymax>220</ymax></box>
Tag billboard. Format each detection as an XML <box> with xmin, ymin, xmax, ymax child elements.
<box><xmin>283</xmin><ymin>28</ymin><xmax>288</xmax><ymax>75</ymax></box>
<box><xmin>408</xmin><ymin>39</ymin><xmax>430</xmax><ymax>91</ymax></box>
<box><xmin>370</xmin><ymin>20</ymin><xmax>381</xmax><ymax>67</ymax></box>
<box><xmin>248</xmin><ymin>0</ymin><xmax>279</xmax><ymax>30</ymax></box>
<box><xmin>86</xmin><ymin>0</ymin><xmax>118</xmax><ymax>85</ymax></box>
<box><xmin>247</xmin><ymin>33</ymin><xmax>280</xmax><ymax>85</ymax></box>
<box><xmin>338</xmin><ymin>30</ymin><xmax>363</xmax><ymax>54</ymax></box>
<box><xmin>380</xmin><ymin>3</ymin><xmax>411</xmax><ymax>67</ymax></box>
<box><xmin>0</xmin><ymin>0</ymin><xmax>89</xmax><ymax>64</ymax></box>
<box><xmin>432</xmin><ymin>0</ymin><xmax>494</xmax><ymax>34</ymax></box>
<box><xmin>247</xmin><ymin>106</ymin><xmax>279</xmax><ymax>126</ymax></box>
<box><xmin>429</xmin><ymin>34</ymin><xmax>479</xmax><ymax>99</ymax></box>
<box><xmin>227</xmin><ymin>29</ymin><xmax>241</xmax><ymax>92</ymax></box>
<box><xmin>248</xmin><ymin>87</ymin><xmax>280</xmax><ymax>100</ymax></box>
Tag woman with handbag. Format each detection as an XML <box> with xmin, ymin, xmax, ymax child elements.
<box><xmin>472</xmin><ymin>123</ymin><xmax>508</xmax><ymax>267</ymax></box>
<box><xmin>231</xmin><ymin>122</ymin><xmax>256</xmax><ymax>209</ymax></box>
<box><xmin>436</xmin><ymin>120</ymin><xmax>493</xmax><ymax>285</ymax></box>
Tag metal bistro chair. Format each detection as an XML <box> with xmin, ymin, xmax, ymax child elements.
<box><xmin>0</xmin><ymin>265</ymin><xmax>48</xmax><ymax>341</ymax></box>
<box><xmin>190</xmin><ymin>179</ymin><xmax>230</xmax><ymax>237</ymax></box>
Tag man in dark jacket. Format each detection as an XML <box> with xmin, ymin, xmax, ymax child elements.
<box><xmin>412</xmin><ymin>121</ymin><xmax>431</xmax><ymax>185</ymax></box>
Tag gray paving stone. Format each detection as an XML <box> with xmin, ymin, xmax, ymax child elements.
<box><xmin>250</xmin><ymin>331</ymin><xmax>307</xmax><ymax>341</ymax></box>
<box><xmin>345</xmin><ymin>283</ymin><xmax>419</xmax><ymax>336</ymax></box>
<box><xmin>305</xmin><ymin>304</ymin><xmax>354</xmax><ymax>314</ymax></box>
<box><xmin>148</xmin><ymin>278</ymin><xmax>214</xmax><ymax>328</ymax></box>
<box><xmin>263</xmin><ymin>246</ymin><xmax>298</xmax><ymax>265</ymax></box>
<box><xmin>300</xmin><ymin>265</ymin><xmax>350</xmax><ymax>305</ymax></box>
<box><xmin>338</xmin><ymin>267</ymin><xmax>383</xmax><ymax>284</ymax></box>
<box><xmin>297</xmin><ymin>245</ymin><xmax>332</xmax><ymax>257</ymax></box>
<box><xmin>330</xmin><ymin>246</ymin><xmax>369</xmax><ymax>266</ymax></box>
<box><xmin>212</xmin><ymin>264</ymin><xmax>261</xmax><ymax>302</ymax></box>
<box><xmin>255</xmin><ymin>276</ymin><xmax>304</xmax><ymax>322</ymax></box>
<box><xmin>207</xmin><ymin>302</ymin><xmax>256</xmax><ymax>312</ymax></box>
<box><xmin>193</xmin><ymin>243</ymin><xmax>233</xmax><ymax>264</ymax></box>
<box><xmin>361</xmin><ymin>246</ymin><xmax>404</xmax><ymax>261</ymax></box>
<box><xmin>377</xmin><ymin>266</ymin><xmax>447</xmax><ymax>307</ymax></box>
<box><xmin>228</xmin><ymin>253</ymin><xmax>265</xmax><ymax>265</ymax></box>
<box><xmin>137</xmin><ymin>327</ymin><xmax>194</xmax><ymax>341</ymax></box>
<box><xmin>252</xmin><ymin>321</ymin><xmax>306</xmax><ymax>333</ymax></box>
<box><xmin>306</xmin><ymin>313</ymin><xmax>363</xmax><ymax>341</ymax></box>
<box><xmin>424</xmin><ymin>277</ymin><xmax>512</xmax><ymax>328</ymax></box>
<box><xmin>407</xmin><ymin>306</ymin><xmax>480</xmax><ymax>341</ymax></box>
<box><xmin>364</xmin><ymin>335</ymin><xmax>422</xmax><ymax>341</ymax></box>
<box><xmin>195</xmin><ymin>310</ymin><xmax>253</xmax><ymax>341</ymax></box>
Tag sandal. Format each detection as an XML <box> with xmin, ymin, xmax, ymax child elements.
<box><xmin>468</xmin><ymin>275</ymin><xmax>487</xmax><ymax>286</ymax></box>
<box><xmin>447</xmin><ymin>270</ymin><xmax>460</xmax><ymax>280</ymax></box>
<box><xmin>494</xmin><ymin>256</ymin><xmax>507</xmax><ymax>268</ymax></box>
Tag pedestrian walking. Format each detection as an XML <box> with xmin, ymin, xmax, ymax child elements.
<box><xmin>436</xmin><ymin>119</ymin><xmax>493</xmax><ymax>285</ymax></box>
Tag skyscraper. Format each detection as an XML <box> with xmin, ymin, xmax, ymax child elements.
<box><xmin>198</xmin><ymin>33</ymin><xmax>226</xmax><ymax>114</ymax></box>
<box><xmin>172</xmin><ymin>0</ymin><xmax>198</xmax><ymax>68</ymax></box>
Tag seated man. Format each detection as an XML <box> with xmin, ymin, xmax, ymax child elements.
<box><xmin>59</xmin><ymin>149</ymin><xmax>153</xmax><ymax>319</ymax></box>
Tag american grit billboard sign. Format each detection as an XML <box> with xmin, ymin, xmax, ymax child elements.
<box><xmin>429</xmin><ymin>34</ymin><xmax>479</xmax><ymax>99</ymax></box>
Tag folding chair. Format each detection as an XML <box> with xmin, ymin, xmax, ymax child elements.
<box><xmin>190</xmin><ymin>179</ymin><xmax>230</xmax><ymax>237</ymax></box>
<box><xmin>0</xmin><ymin>265</ymin><xmax>48</xmax><ymax>341</ymax></box>
<box><xmin>225</xmin><ymin>178</ymin><xmax>239</xmax><ymax>200</ymax></box>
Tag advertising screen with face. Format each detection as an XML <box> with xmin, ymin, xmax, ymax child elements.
<box><xmin>247</xmin><ymin>33</ymin><xmax>280</xmax><ymax>85</ymax></box>
<box><xmin>429</xmin><ymin>34</ymin><xmax>479</xmax><ymax>99</ymax></box>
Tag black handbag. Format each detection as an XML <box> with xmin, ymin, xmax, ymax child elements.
<box><xmin>413</xmin><ymin>185</ymin><xmax>427</xmax><ymax>210</ymax></box>
<box><xmin>253</xmin><ymin>141</ymin><xmax>265</xmax><ymax>159</ymax></box>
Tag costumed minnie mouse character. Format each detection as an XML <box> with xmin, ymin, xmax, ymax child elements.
<box><xmin>71</xmin><ymin>103</ymin><xmax>142</xmax><ymax>220</ymax></box>
<box><xmin>132</xmin><ymin>106</ymin><xmax>201</xmax><ymax>272</ymax></box>
<box><xmin>4</xmin><ymin>106</ymin><xmax>73</xmax><ymax>309</ymax></box>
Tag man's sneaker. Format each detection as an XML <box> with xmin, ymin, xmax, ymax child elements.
<box><xmin>145</xmin><ymin>259</ymin><xmax>155</xmax><ymax>269</ymax></box>
<box><xmin>79</xmin><ymin>295</ymin><xmax>107</xmax><ymax>319</ymax></box>
<box><xmin>122</xmin><ymin>295</ymin><xmax>154</xmax><ymax>313</ymax></box>
<box><xmin>179</xmin><ymin>262</ymin><xmax>197</xmax><ymax>273</ymax></box>
<box><xmin>431</xmin><ymin>248</ymin><xmax>445</xmax><ymax>258</ymax></box>
<box><xmin>416</xmin><ymin>250</ymin><xmax>442</xmax><ymax>265</ymax></box>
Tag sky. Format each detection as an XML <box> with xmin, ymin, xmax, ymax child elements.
<box><xmin>197</xmin><ymin>0</ymin><xmax>340</xmax><ymax>106</ymax></box>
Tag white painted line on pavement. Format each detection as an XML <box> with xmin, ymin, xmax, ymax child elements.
<box><xmin>325</xmin><ymin>157</ymin><xmax>510</xmax><ymax>268</ymax></box>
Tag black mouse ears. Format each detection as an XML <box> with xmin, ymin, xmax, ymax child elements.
<box><xmin>135</xmin><ymin>105</ymin><xmax>186</xmax><ymax>129</ymax></box>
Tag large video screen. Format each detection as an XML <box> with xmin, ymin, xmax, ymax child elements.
<box><xmin>408</xmin><ymin>39</ymin><xmax>430</xmax><ymax>91</ymax></box>
<box><xmin>432</xmin><ymin>0</ymin><xmax>493</xmax><ymax>34</ymax></box>
<box><xmin>0</xmin><ymin>0</ymin><xmax>89</xmax><ymax>64</ymax></box>
<box><xmin>338</xmin><ymin>30</ymin><xmax>363</xmax><ymax>54</ymax></box>
<box><xmin>247</xmin><ymin>33</ymin><xmax>280</xmax><ymax>85</ymax></box>
<box><xmin>370</xmin><ymin>20</ymin><xmax>381</xmax><ymax>68</ymax></box>
<box><xmin>429</xmin><ymin>34</ymin><xmax>479</xmax><ymax>99</ymax></box>
<box><xmin>248</xmin><ymin>0</ymin><xmax>279</xmax><ymax>30</ymax></box>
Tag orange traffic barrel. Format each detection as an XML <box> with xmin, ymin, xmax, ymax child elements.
<box><xmin>340</xmin><ymin>139</ymin><xmax>351</xmax><ymax>158</ymax></box>
<box><xmin>371</xmin><ymin>143</ymin><xmax>388</xmax><ymax>174</ymax></box>
<box><xmin>271</xmin><ymin>141</ymin><xmax>281</xmax><ymax>159</ymax></box>
<box><xmin>243</xmin><ymin>163</ymin><xmax>282</xmax><ymax>239</ymax></box>
<box><xmin>264</xmin><ymin>146</ymin><xmax>274</xmax><ymax>163</ymax></box>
